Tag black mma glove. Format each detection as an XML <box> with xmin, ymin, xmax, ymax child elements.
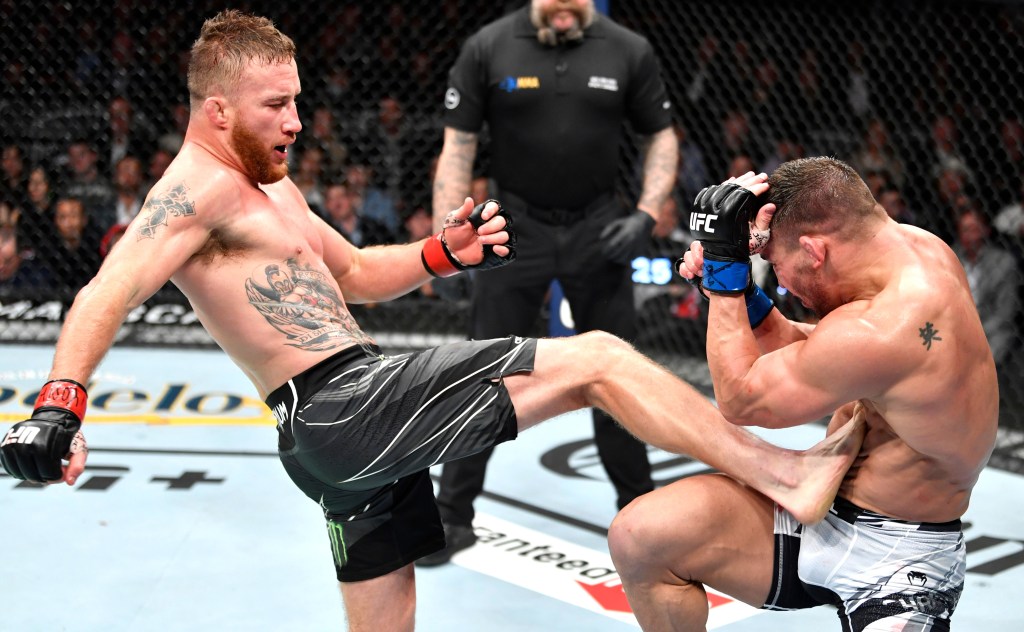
<box><xmin>600</xmin><ymin>209</ymin><xmax>656</xmax><ymax>264</ymax></box>
<box><xmin>422</xmin><ymin>199</ymin><xmax>517</xmax><ymax>278</ymax></box>
<box><xmin>1</xmin><ymin>379</ymin><xmax>87</xmax><ymax>483</ymax></box>
<box><xmin>689</xmin><ymin>183</ymin><xmax>765</xmax><ymax>294</ymax></box>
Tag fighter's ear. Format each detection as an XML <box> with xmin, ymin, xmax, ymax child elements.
<box><xmin>798</xmin><ymin>235</ymin><xmax>827</xmax><ymax>269</ymax></box>
<box><xmin>203</xmin><ymin>96</ymin><xmax>230</xmax><ymax>129</ymax></box>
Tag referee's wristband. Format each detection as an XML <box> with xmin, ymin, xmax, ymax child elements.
<box><xmin>746</xmin><ymin>284</ymin><xmax>775</xmax><ymax>329</ymax></box>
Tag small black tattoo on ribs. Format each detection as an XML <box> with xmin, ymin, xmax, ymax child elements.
<box><xmin>137</xmin><ymin>184</ymin><xmax>196</xmax><ymax>239</ymax></box>
<box><xmin>919</xmin><ymin>322</ymin><xmax>942</xmax><ymax>350</ymax></box>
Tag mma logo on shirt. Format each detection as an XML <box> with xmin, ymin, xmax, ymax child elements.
<box><xmin>587</xmin><ymin>76</ymin><xmax>618</xmax><ymax>91</ymax></box>
<box><xmin>499</xmin><ymin>76</ymin><xmax>540</xmax><ymax>92</ymax></box>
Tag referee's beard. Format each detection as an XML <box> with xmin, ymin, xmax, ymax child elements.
<box><xmin>531</xmin><ymin>0</ymin><xmax>594</xmax><ymax>45</ymax></box>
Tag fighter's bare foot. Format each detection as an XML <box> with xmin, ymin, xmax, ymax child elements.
<box><xmin>773</xmin><ymin>405</ymin><xmax>867</xmax><ymax>524</ymax></box>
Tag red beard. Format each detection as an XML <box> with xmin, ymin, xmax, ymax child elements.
<box><xmin>231</xmin><ymin>119</ymin><xmax>288</xmax><ymax>184</ymax></box>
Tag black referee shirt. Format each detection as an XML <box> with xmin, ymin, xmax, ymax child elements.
<box><xmin>443</xmin><ymin>7</ymin><xmax>673</xmax><ymax>210</ymax></box>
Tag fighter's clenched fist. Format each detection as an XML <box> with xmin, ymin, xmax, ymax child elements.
<box><xmin>678</xmin><ymin>171</ymin><xmax>777</xmax><ymax>327</ymax></box>
<box><xmin>1</xmin><ymin>379</ymin><xmax>89</xmax><ymax>485</ymax></box>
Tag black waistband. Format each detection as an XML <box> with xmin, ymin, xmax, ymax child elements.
<box><xmin>265</xmin><ymin>344</ymin><xmax>383</xmax><ymax>410</ymax></box>
<box><xmin>500</xmin><ymin>189</ymin><xmax>613</xmax><ymax>226</ymax></box>
<box><xmin>832</xmin><ymin>496</ymin><xmax>962</xmax><ymax>532</ymax></box>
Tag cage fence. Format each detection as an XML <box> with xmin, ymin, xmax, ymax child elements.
<box><xmin>1</xmin><ymin>0</ymin><xmax>1022</xmax><ymax>469</ymax></box>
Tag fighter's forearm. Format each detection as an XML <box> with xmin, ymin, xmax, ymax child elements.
<box><xmin>433</xmin><ymin>128</ymin><xmax>478</xmax><ymax>231</ymax></box>
<box><xmin>636</xmin><ymin>127</ymin><xmax>678</xmax><ymax>216</ymax></box>
<box><xmin>342</xmin><ymin>241</ymin><xmax>434</xmax><ymax>303</ymax></box>
<box><xmin>752</xmin><ymin>308</ymin><xmax>812</xmax><ymax>354</ymax></box>
<box><xmin>706</xmin><ymin>295</ymin><xmax>766</xmax><ymax>423</ymax></box>
<box><xmin>48</xmin><ymin>277</ymin><xmax>135</xmax><ymax>387</ymax></box>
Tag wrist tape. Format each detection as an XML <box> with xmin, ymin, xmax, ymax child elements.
<box><xmin>34</xmin><ymin>379</ymin><xmax>88</xmax><ymax>421</ymax></box>
<box><xmin>421</xmin><ymin>233</ymin><xmax>463</xmax><ymax>278</ymax></box>
<box><xmin>745</xmin><ymin>284</ymin><xmax>775</xmax><ymax>329</ymax></box>
<box><xmin>701</xmin><ymin>257</ymin><xmax>750</xmax><ymax>294</ymax></box>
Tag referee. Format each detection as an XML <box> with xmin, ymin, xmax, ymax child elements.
<box><xmin>423</xmin><ymin>0</ymin><xmax>679</xmax><ymax>566</ymax></box>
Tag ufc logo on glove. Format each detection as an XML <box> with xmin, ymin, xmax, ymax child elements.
<box><xmin>690</xmin><ymin>212</ymin><xmax>718</xmax><ymax>233</ymax></box>
<box><xmin>2</xmin><ymin>426</ymin><xmax>41</xmax><ymax>446</ymax></box>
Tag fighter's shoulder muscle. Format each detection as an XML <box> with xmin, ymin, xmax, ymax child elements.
<box><xmin>134</xmin><ymin>166</ymin><xmax>242</xmax><ymax>241</ymax></box>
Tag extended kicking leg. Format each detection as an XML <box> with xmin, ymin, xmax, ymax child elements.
<box><xmin>507</xmin><ymin>333</ymin><xmax>865</xmax><ymax>524</ymax></box>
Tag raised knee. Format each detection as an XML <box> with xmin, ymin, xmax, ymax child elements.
<box><xmin>577</xmin><ymin>330</ymin><xmax>632</xmax><ymax>354</ymax></box>
<box><xmin>571</xmin><ymin>330</ymin><xmax>634</xmax><ymax>379</ymax></box>
<box><xmin>608</xmin><ymin>498</ymin><xmax>660</xmax><ymax>571</ymax></box>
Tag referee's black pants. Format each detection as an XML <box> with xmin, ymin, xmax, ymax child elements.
<box><xmin>434</xmin><ymin>195</ymin><xmax>655</xmax><ymax>527</ymax></box>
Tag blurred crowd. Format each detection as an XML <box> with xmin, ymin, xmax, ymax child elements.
<box><xmin>1</xmin><ymin>0</ymin><xmax>1022</xmax><ymax>377</ymax></box>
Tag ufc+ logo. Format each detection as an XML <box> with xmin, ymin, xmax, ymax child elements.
<box><xmin>2</xmin><ymin>426</ymin><xmax>41</xmax><ymax>446</ymax></box>
<box><xmin>690</xmin><ymin>213</ymin><xmax>717</xmax><ymax>233</ymax></box>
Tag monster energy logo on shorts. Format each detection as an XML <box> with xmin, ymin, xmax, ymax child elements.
<box><xmin>327</xmin><ymin>520</ymin><xmax>347</xmax><ymax>567</ymax></box>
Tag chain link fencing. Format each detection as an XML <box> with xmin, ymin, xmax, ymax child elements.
<box><xmin>1</xmin><ymin>0</ymin><xmax>1021</xmax><ymax>468</ymax></box>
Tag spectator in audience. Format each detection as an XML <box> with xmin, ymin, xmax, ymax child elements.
<box><xmin>147</xmin><ymin>148</ymin><xmax>174</xmax><ymax>188</ymax></box>
<box><xmin>157</xmin><ymin>102</ymin><xmax>190</xmax><ymax>154</ymax></box>
<box><xmin>400</xmin><ymin>204</ymin><xmax>433</xmax><ymax>244</ymax></box>
<box><xmin>929</xmin><ymin>113</ymin><xmax>972</xmax><ymax>181</ymax></box>
<box><xmin>760</xmin><ymin>137</ymin><xmax>805</xmax><ymax>176</ymax></box>
<box><xmin>18</xmin><ymin>166</ymin><xmax>58</xmax><ymax>258</ymax></box>
<box><xmin>0</xmin><ymin>228</ymin><xmax>53</xmax><ymax>294</ymax></box>
<box><xmin>844</xmin><ymin>40</ymin><xmax>872</xmax><ymax>124</ymax></box>
<box><xmin>711</xmin><ymin>108</ymin><xmax>759</xmax><ymax>181</ymax></box>
<box><xmin>62</xmin><ymin>138</ymin><xmax>115</xmax><ymax>230</ymax></box>
<box><xmin>309</xmin><ymin>104</ymin><xmax>349</xmax><ymax>183</ymax></box>
<box><xmin>374</xmin><ymin>36</ymin><xmax>407</xmax><ymax>86</ymax></box>
<box><xmin>98</xmin><ymin>96</ymin><xmax>154</xmax><ymax>175</ymax></box>
<box><xmin>994</xmin><ymin>116</ymin><xmax>1024</xmax><ymax>206</ymax></box>
<box><xmin>409</xmin><ymin>49</ymin><xmax>438</xmax><ymax>99</ymax></box>
<box><xmin>793</xmin><ymin>46</ymin><xmax>828</xmax><ymax>136</ymax></box>
<box><xmin>108</xmin><ymin>30</ymin><xmax>144</xmax><ymax>101</ymax></box>
<box><xmin>46</xmin><ymin>196</ymin><xmax>104</xmax><ymax>291</ymax></box>
<box><xmin>292</xmin><ymin>146</ymin><xmax>328</xmax><ymax>214</ymax></box>
<box><xmin>684</xmin><ymin>35</ymin><xmax>723</xmax><ymax>115</ymax></box>
<box><xmin>342</xmin><ymin>163</ymin><xmax>399</xmax><ymax>236</ymax></box>
<box><xmin>993</xmin><ymin>174</ymin><xmax>1024</xmax><ymax>241</ymax></box>
<box><xmin>1</xmin><ymin>143</ymin><xmax>28</xmax><ymax>208</ymax></box>
<box><xmin>322</xmin><ymin>65</ymin><xmax>356</xmax><ymax>115</ymax></box>
<box><xmin>71</xmin><ymin>22</ymin><xmax>103</xmax><ymax>94</ymax></box>
<box><xmin>354</xmin><ymin>94</ymin><xmax>426</xmax><ymax>230</ymax></box>
<box><xmin>100</xmin><ymin>223</ymin><xmax>129</xmax><ymax>259</ymax></box>
<box><xmin>673</xmin><ymin>122</ymin><xmax>709</xmax><ymax>205</ymax></box>
<box><xmin>726</xmin><ymin>153</ymin><xmax>756</xmax><ymax>179</ymax></box>
<box><xmin>110</xmin><ymin>155</ymin><xmax>146</xmax><ymax>226</ymax></box>
<box><xmin>321</xmin><ymin>182</ymin><xmax>394</xmax><ymax>247</ymax></box>
<box><xmin>953</xmin><ymin>206</ymin><xmax>1020</xmax><ymax>369</ymax></box>
<box><xmin>0</xmin><ymin>197</ymin><xmax>19</xmax><ymax>232</ymax></box>
<box><xmin>928</xmin><ymin>166</ymin><xmax>974</xmax><ymax>244</ymax></box>
<box><xmin>860</xmin><ymin>167</ymin><xmax>893</xmax><ymax>200</ymax></box>
<box><xmin>878</xmin><ymin>183</ymin><xmax>920</xmax><ymax>227</ymax></box>
<box><xmin>849</xmin><ymin>117</ymin><xmax>905</xmax><ymax>189</ymax></box>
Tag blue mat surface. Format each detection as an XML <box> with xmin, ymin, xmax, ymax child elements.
<box><xmin>2</xmin><ymin>344</ymin><xmax>1021</xmax><ymax>631</ymax></box>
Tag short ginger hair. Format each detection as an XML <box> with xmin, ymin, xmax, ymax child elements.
<box><xmin>187</xmin><ymin>10</ymin><xmax>296</xmax><ymax>110</ymax></box>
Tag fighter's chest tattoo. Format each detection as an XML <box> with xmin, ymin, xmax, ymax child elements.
<box><xmin>244</xmin><ymin>258</ymin><xmax>376</xmax><ymax>352</ymax></box>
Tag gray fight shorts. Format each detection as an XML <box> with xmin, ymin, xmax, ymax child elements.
<box><xmin>267</xmin><ymin>336</ymin><xmax>537</xmax><ymax>581</ymax></box>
